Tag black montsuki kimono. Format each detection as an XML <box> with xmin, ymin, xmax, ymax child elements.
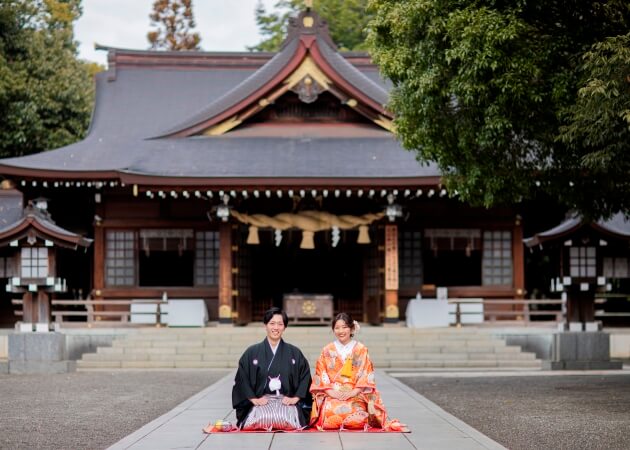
<box><xmin>232</xmin><ymin>338</ymin><xmax>312</xmax><ymax>427</ymax></box>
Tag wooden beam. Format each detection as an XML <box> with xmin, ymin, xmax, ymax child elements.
<box><xmin>117</xmin><ymin>173</ymin><xmax>442</xmax><ymax>188</ymax></box>
<box><xmin>22</xmin><ymin>291</ymin><xmax>33</xmax><ymax>324</ymax></box>
<box><xmin>513</xmin><ymin>218</ymin><xmax>525</xmax><ymax>299</ymax></box>
<box><xmin>37</xmin><ymin>290</ymin><xmax>50</xmax><ymax>325</ymax></box>
<box><xmin>93</xmin><ymin>204</ymin><xmax>105</xmax><ymax>298</ymax></box>
<box><xmin>218</xmin><ymin>222</ymin><xmax>233</xmax><ymax>324</ymax></box>
<box><xmin>98</xmin><ymin>287</ymin><xmax>218</xmax><ymax>298</ymax></box>
<box><xmin>384</xmin><ymin>224</ymin><xmax>399</xmax><ymax>323</ymax></box>
<box><xmin>100</xmin><ymin>219</ymin><xmax>212</xmax><ymax>228</ymax></box>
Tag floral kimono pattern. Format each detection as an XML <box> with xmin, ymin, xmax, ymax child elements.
<box><xmin>309</xmin><ymin>341</ymin><xmax>389</xmax><ymax>430</ymax></box>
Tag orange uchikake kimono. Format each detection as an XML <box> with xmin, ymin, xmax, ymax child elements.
<box><xmin>309</xmin><ymin>341</ymin><xmax>391</xmax><ymax>430</ymax></box>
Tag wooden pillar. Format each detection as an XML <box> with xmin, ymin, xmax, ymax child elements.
<box><xmin>22</xmin><ymin>291</ymin><xmax>34</xmax><ymax>324</ymax></box>
<box><xmin>567</xmin><ymin>286</ymin><xmax>595</xmax><ymax>324</ymax></box>
<box><xmin>36</xmin><ymin>290</ymin><xmax>50</xmax><ymax>325</ymax></box>
<box><xmin>218</xmin><ymin>222</ymin><xmax>233</xmax><ymax>324</ymax></box>
<box><xmin>384</xmin><ymin>224</ymin><xmax>399</xmax><ymax>323</ymax></box>
<box><xmin>93</xmin><ymin>205</ymin><xmax>105</xmax><ymax>299</ymax></box>
<box><xmin>513</xmin><ymin>216</ymin><xmax>525</xmax><ymax>298</ymax></box>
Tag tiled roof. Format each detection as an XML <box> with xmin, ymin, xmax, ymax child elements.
<box><xmin>524</xmin><ymin>213</ymin><xmax>630</xmax><ymax>246</ymax></box>
<box><xmin>0</xmin><ymin>10</ymin><xmax>438</xmax><ymax>184</ymax></box>
<box><xmin>154</xmin><ymin>39</ymin><xmax>300</xmax><ymax>137</ymax></box>
<box><xmin>0</xmin><ymin>204</ymin><xmax>92</xmax><ymax>248</ymax></box>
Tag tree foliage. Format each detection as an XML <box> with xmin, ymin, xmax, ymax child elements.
<box><xmin>559</xmin><ymin>33</ymin><xmax>630</xmax><ymax>190</ymax></box>
<box><xmin>147</xmin><ymin>0</ymin><xmax>201</xmax><ymax>51</ymax></box>
<box><xmin>368</xmin><ymin>0</ymin><xmax>630</xmax><ymax>219</ymax></box>
<box><xmin>0</xmin><ymin>0</ymin><xmax>94</xmax><ymax>157</ymax></box>
<box><xmin>250</xmin><ymin>0</ymin><xmax>372</xmax><ymax>52</ymax></box>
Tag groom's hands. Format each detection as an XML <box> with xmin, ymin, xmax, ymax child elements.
<box><xmin>250</xmin><ymin>396</ymin><xmax>299</xmax><ymax>405</ymax></box>
<box><xmin>250</xmin><ymin>397</ymin><xmax>268</xmax><ymax>406</ymax></box>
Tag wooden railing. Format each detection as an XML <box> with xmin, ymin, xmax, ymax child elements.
<box><xmin>11</xmin><ymin>299</ymin><xmax>23</xmax><ymax>318</ymax></box>
<box><xmin>12</xmin><ymin>298</ymin><xmax>167</xmax><ymax>328</ymax></box>
<box><xmin>448</xmin><ymin>298</ymin><xmax>565</xmax><ymax>327</ymax></box>
<box><xmin>12</xmin><ymin>296</ymin><xmax>569</xmax><ymax>328</ymax></box>
<box><xmin>595</xmin><ymin>296</ymin><xmax>630</xmax><ymax>320</ymax></box>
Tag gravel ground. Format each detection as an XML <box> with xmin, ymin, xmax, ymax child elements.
<box><xmin>399</xmin><ymin>374</ymin><xmax>630</xmax><ymax>450</ymax></box>
<box><xmin>0</xmin><ymin>370</ymin><xmax>228</xmax><ymax>450</ymax></box>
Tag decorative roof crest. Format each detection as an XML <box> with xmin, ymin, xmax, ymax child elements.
<box><xmin>282</xmin><ymin>8</ymin><xmax>336</xmax><ymax>50</ymax></box>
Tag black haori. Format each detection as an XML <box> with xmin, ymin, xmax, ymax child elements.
<box><xmin>232</xmin><ymin>338</ymin><xmax>312</xmax><ymax>428</ymax></box>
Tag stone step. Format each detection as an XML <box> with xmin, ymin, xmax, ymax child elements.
<box><xmin>131</xmin><ymin>327</ymin><xmax>489</xmax><ymax>333</ymax></box>
<box><xmin>386</xmin><ymin>359</ymin><xmax>542</xmax><ymax>369</ymax></box>
<box><xmin>76</xmin><ymin>359</ymin><xmax>232</xmax><ymax>369</ymax></box>
<box><xmin>149</xmin><ymin>328</ymin><xmax>499</xmax><ymax>334</ymax></box>
<box><xmin>77</xmin><ymin>328</ymin><xmax>543</xmax><ymax>371</ymax></box>
<box><xmin>77</xmin><ymin>358</ymin><xmax>542</xmax><ymax>370</ymax></box>
<box><xmin>104</xmin><ymin>343</ymin><xmax>519</xmax><ymax>359</ymax></box>
<box><xmin>84</xmin><ymin>353</ymin><xmax>231</xmax><ymax>362</ymax></box>
<box><xmin>124</xmin><ymin>335</ymin><xmax>500</xmax><ymax>341</ymax></box>
<box><xmin>83</xmin><ymin>350</ymin><xmax>537</xmax><ymax>364</ymax></box>
<box><xmin>108</xmin><ymin>345</ymin><xmax>512</xmax><ymax>358</ymax></box>
<box><xmin>86</xmin><ymin>352</ymin><xmax>532</xmax><ymax>362</ymax></box>
<box><xmin>404</xmin><ymin>352</ymin><xmax>536</xmax><ymax>361</ymax></box>
<box><xmin>77</xmin><ymin>360</ymin><xmax>122</xmax><ymax>369</ymax></box>
<box><xmin>126</xmin><ymin>330</ymin><xmax>500</xmax><ymax>340</ymax></box>
<box><xmin>111</xmin><ymin>337</ymin><xmax>509</xmax><ymax>348</ymax></box>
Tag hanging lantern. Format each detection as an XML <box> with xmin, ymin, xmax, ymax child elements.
<box><xmin>357</xmin><ymin>225</ymin><xmax>371</xmax><ymax>244</ymax></box>
<box><xmin>300</xmin><ymin>231</ymin><xmax>315</xmax><ymax>249</ymax></box>
<box><xmin>247</xmin><ymin>226</ymin><xmax>260</xmax><ymax>245</ymax></box>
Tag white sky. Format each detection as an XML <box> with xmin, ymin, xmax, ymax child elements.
<box><xmin>75</xmin><ymin>0</ymin><xmax>278</xmax><ymax>66</ymax></box>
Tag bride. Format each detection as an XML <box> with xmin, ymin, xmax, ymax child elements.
<box><xmin>309</xmin><ymin>312</ymin><xmax>403</xmax><ymax>431</ymax></box>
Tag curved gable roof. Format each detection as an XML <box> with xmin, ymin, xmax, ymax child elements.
<box><xmin>313</xmin><ymin>35</ymin><xmax>388</xmax><ymax>108</ymax></box>
<box><xmin>155</xmin><ymin>9</ymin><xmax>391</xmax><ymax>138</ymax></box>
<box><xmin>155</xmin><ymin>38</ymin><xmax>302</xmax><ymax>137</ymax></box>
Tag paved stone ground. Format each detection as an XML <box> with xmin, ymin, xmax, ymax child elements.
<box><xmin>3</xmin><ymin>369</ymin><xmax>629</xmax><ymax>450</ymax></box>
<box><xmin>110</xmin><ymin>370</ymin><xmax>504</xmax><ymax>450</ymax></box>
<box><xmin>398</xmin><ymin>374</ymin><xmax>630</xmax><ymax>450</ymax></box>
<box><xmin>0</xmin><ymin>370</ymin><xmax>228</xmax><ymax>450</ymax></box>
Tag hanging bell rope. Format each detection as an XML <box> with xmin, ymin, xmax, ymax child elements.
<box><xmin>230</xmin><ymin>210</ymin><xmax>384</xmax><ymax>248</ymax></box>
<box><xmin>301</xmin><ymin>231</ymin><xmax>315</xmax><ymax>249</ymax></box>
<box><xmin>246</xmin><ymin>226</ymin><xmax>260</xmax><ymax>245</ymax></box>
<box><xmin>357</xmin><ymin>225</ymin><xmax>370</xmax><ymax>244</ymax></box>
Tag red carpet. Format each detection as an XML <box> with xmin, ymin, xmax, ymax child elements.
<box><xmin>203</xmin><ymin>424</ymin><xmax>410</xmax><ymax>434</ymax></box>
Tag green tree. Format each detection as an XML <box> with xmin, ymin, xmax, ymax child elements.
<box><xmin>0</xmin><ymin>0</ymin><xmax>94</xmax><ymax>157</ymax></box>
<box><xmin>559</xmin><ymin>33</ymin><xmax>630</xmax><ymax>196</ymax></box>
<box><xmin>147</xmin><ymin>0</ymin><xmax>201</xmax><ymax>51</ymax></box>
<box><xmin>368</xmin><ymin>0</ymin><xmax>630</xmax><ymax>218</ymax></box>
<box><xmin>250</xmin><ymin>0</ymin><xmax>372</xmax><ymax>52</ymax></box>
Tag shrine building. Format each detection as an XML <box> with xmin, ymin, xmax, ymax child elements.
<box><xmin>0</xmin><ymin>10</ymin><xmax>526</xmax><ymax>326</ymax></box>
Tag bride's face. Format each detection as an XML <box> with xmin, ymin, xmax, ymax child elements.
<box><xmin>333</xmin><ymin>320</ymin><xmax>353</xmax><ymax>345</ymax></box>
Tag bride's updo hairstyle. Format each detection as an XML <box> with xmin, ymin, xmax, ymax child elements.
<box><xmin>332</xmin><ymin>312</ymin><xmax>359</xmax><ymax>338</ymax></box>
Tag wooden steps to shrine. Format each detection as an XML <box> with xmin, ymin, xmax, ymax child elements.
<box><xmin>76</xmin><ymin>327</ymin><xmax>542</xmax><ymax>370</ymax></box>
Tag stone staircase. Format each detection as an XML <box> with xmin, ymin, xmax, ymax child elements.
<box><xmin>76</xmin><ymin>326</ymin><xmax>542</xmax><ymax>370</ymax></box>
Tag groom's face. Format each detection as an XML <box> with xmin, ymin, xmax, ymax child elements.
<box><xmin>265</xmin><ymin>314</ymin><xmax>286</xmax><ymax>341</ymax></box>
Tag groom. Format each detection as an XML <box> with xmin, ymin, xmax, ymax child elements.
<box><xmin>232</xmin><ymin>307</ymin><xmax>312</xmax><ymax>428</ymax></box>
